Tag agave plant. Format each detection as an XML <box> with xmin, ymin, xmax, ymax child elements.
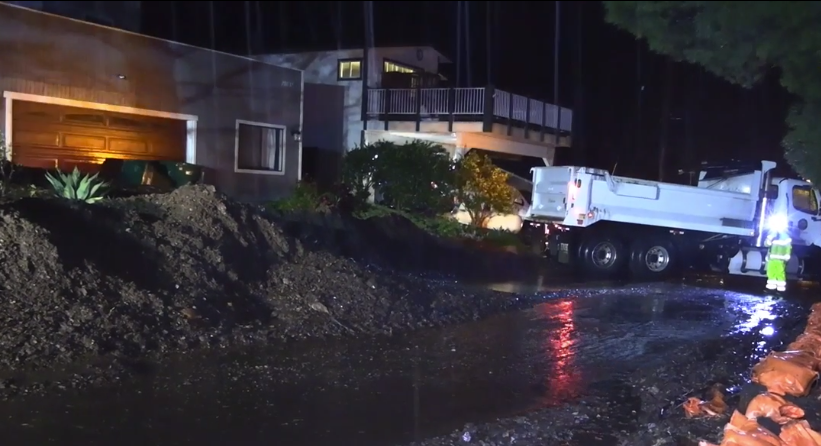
<box><xmin>44</xmin><ymin>167</ymin><xmax>109</xmax><ymax>204</ymax></box>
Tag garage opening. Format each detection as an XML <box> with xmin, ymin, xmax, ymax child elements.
<box><xmin>11</xmin><ymin>100</ymin><xmax>186</xmax><ymax>172</ymax></box>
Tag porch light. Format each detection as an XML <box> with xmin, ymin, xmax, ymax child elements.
<box><xmin>291</xmin><ymin>129</ymin><xmax>302</xmax><ymax>142</ymax></box>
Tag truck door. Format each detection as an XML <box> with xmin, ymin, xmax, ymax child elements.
<box><xmin>530</xmin><ymin>166</ymin><xmax>573</xmax><ymax>220</ymax></box>
<box><xmin>790</xmin><ymin>183</ymin><xmax>821</xmax><ymax>247</ymax></box>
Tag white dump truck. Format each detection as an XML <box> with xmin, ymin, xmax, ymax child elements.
<box><xmin>523</xmin><ymin>160</ymin><xmax>821</xmax><ymax>280</ymax></box>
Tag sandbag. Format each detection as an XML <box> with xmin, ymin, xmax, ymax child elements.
<box><xmin>752</xmin><ymin>355</ymin><xmax>819</xmax><ymax>397</ymax></box>
<box><xmin>745</xmin><ymin>392</ymin><xmax>805</xmax><ymax>425</ymax></box>
<box><xmin>699</xmin><ymin>411</ymin><xmax>785</xmax><ymax>446</ymax></box>
<box><xmin>684</xmin><ymin>386</ymin><xmax>728</xmax><ymax>418</ymax></box>
<box><xmin>779</xmin><ymin>420</ymin><xmax>821</xmax><ymax>445</ymax></box>
<box><xmin>787</xmin><ymin>333</ymin><xmax>821</xmax><ymax>359</ymax></box>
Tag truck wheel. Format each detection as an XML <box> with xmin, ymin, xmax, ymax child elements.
<box><xmin>629</xmin><ymin>237</ymin><xmax>677</xmax><ymax>280</ymax></box>
<box><xmin>579</xmin><ymin>233</ymin><xmax>627</xmax><ymax>279</ymax></box>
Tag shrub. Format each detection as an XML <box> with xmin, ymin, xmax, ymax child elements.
<box><xmin>342</xmin><ymin>140</ymin><xmax>457</xmax><ymax>214</ymax></box>
<box><xmin>270</xmin><ymin>181</ymin><xmax>337</xmax><ymax>213</ymax></box>
<box><xmin>455</xmin><ymin>152</ymin><xmax>516</xmax><ymax>227</ymax></box>
<box><xmin>373</xmin><ymin>141</ymin><xmax>457</xmax><ymax>214</ymax></box>
<box><xmin>45</xmin><ymin>167</ymin><xmax>109</xmax><ymax>204</ymax></box>
<box><xmin>341</xmin><ymin>143</ymin><xmax>384</xmax><ymax>203</ymax></box>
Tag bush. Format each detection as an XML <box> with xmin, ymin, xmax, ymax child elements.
<box><xmin>455</xmin><ymin>152</ymin><xmax>516</xmax><ymax>227</ymax></box>
<box><xmin>342</xmin><ymin>140</ymin><xmax>457</xmax><ymax>215</ymax></box>
<box><xmin>270</xmin><ymin>181</ymin><xmax>337</xmax><ymax>213</ymax></box>
<box><xmin>341</xmin><ymin>143</ymin><xmax>383</xmax><ymax>203</ymax></box>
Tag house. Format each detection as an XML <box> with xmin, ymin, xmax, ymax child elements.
<box><xmin>0</xmin><ymin>3</ymin><xmax>304</xmax><ymax>201</ymax></box>
<box><xmin>258</xmin><ymin>46</ymin><xmax>572</xmax><ymax>188</ymax></box>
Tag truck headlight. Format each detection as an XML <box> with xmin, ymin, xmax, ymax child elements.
<box><xmin>767</xmin><ymin>213</ymin><xmax>789</xmax><ymax>233</ymax></box>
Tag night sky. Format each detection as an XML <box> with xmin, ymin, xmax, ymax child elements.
<box><xmin>142</xmin><ymin>1</ymin><xmax>794</xmax><ymax>181</ymax></box>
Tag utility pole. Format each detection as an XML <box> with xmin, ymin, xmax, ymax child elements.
<box><xmin>553</xmin><ymin>1</ymin><xmax>561</xmax><ymax>146</ymax></box>
<box><xmin>485</xmin><ymin>0</ymin><xmax>492</xmax><ymax>84</ymax></box>
<box><xmin>465</xmin><ymin>1</ymin><xmax>472</xmax><ymax>87</ymax></box>
<box><xmin>658</xmin><ymin>58</ymin><xmax>673</xmax><ymax>181</ymax></box>
<box><xmin>571</xmin><ymin>1</ymin><xmax>584</xmax><ymax>164</ymax></box>
<box><xmin>360</xmin><ymin>0</ymin><xmax>374</xmax><ymax>146</ymax></box>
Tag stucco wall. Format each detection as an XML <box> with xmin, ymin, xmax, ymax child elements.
<box><xmin>0</xmin><ymin>3</ymin><xmax>303</xmax><ymax>201</ymax></box>
<box><xmin>260</xmin><ymin>46</ymin><xmax>444</xmax><ymax>152</ymax></box>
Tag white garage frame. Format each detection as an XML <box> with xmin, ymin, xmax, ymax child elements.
<box><xmin>2</xmin><ymin>91</ymin><xmax>199</xmax><ymax>163</ymax></box>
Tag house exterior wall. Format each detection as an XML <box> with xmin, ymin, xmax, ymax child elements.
<box><xmin>259</xmin><ymin>47</ymin><xmax>444</xmax><ymax>152</ymax></box>
<box><xmin>0</xmin><ymin>3</ymin><xmax>303</xmax><ymax>201</ymax></box>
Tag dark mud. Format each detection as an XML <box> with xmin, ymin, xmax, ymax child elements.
<box><xmin>0</xmin><ymin>284</ymin><xmax>804</xmax><ymax>446</ymax></box>
<box><xmin>0</xmin><ymin>185</ymin><xmax>546</xmax><ymax>378</ymax></box>
<box><xmin>409</xmin><ymin>287</ymin><xmax>817</xmax><ymax>446</ymax></box>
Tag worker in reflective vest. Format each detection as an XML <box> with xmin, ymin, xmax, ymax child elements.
<box><xmin>765</xmin><ymin>231</ymin><xmax>792</xmax><ymax>292</ymax></box>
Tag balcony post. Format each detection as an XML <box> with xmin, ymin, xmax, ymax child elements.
<box><xmin>482</xmin><ymin>86</ymin><xmax>495</xmax><ymax>132</ymax></box>
<box><xmin>447</xmin><ymin>88</ymin><xmax>456</xmax><ymax>133</ymax></box>
<box><xmin>540</xmin><ymin>102</ymin><xmax>546</xmax><ymax>142</ymax></box>
<box><xmin>414</xmin><ymin>82</ymin><xmax>422</xmax><ymax>132</ymax></box>
<box><xmin>384</xmin><ymin>89</ymin><xmax>391</xmax><ymax>130</ymax></box>
<box><xmin>524</xmin><ymin>98</ymin><xmax>531</xmax><ymax>139</ymax></box>
<box><xmin>506</xmin><ymin>93</ymin><xmax>514</xmax><ymax>136</ymax></box>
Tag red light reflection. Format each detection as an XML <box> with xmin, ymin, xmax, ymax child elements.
<box><xmin>539</xmin><ymin>299</ymin><xmax>582</xmax><ymax>405</ymax></box>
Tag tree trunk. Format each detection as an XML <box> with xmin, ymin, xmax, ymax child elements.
<box><xmin>658</xmin><ymin>58</ymin><xmax>674</xmax><ymax>181</ymax></box>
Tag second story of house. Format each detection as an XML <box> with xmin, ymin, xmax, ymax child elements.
<box><xmin>260</xmin><ymin>45</ymin><xmax>572</xmax><ymax>138</ymax></box>
<box><xmin>259</xmin><ymin>46</ymin><xmax>450</xmax><ymax>90</ymax></box>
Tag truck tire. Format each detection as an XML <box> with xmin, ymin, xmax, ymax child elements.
<box><xmin>629</xmin><ymin>237</ymin><xmax>677</xmax><ymax>280</ymax></box>
<box><xmin>579</xmin><ymin>232</ymin><xmax>627</xmax><ymax>279</ymax></box>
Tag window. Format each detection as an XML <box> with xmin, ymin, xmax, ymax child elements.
<box><xmin>383</xmin><ymin>60</ymin><xmax>418</xmax><ymax>74</ymax></box>
<box><xmin>64</xmin><ymin>113</ymin><xmax>106</xmax><ymax>125</ymax></box>
<box><xmin>235</xmin><ymin>121</ymin><xmax>285</xmax><ymax>174</ymax></box>
<box><xmin>338</xmin><ymin>59</ymin><xmax>362</xmax><ymax>80</ymax></box>
<box><xmin>793</xmin><ymin>185</ymin><xmax>819</xmax><ymax>214</ymax></box>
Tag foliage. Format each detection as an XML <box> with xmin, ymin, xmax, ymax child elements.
<box><xmin>0</xmin><ymin>133</ymin><xmax>14</xmax><ymax>198</ymax></box>
<box><xmin>342</xmin><ymin>140</ymin><xmax>457</xmax><ymax>214</ymax></box>
<box><xmin>44</xmin><ymin>167</ymin><xmax>109</xmax><ymax>204</ymax></box>
<box><xmin>603</xmin><ymin>1</ymin><xmax>821</xmax><ymax>184</ymax></box>
<box><xmin>269</xmin><ymin>181</ymin><xmax>337</xmax><ymax>213</ymax></box>
<box><xmin>341</xmin><ymin>143</ymin><xmax>383</xmax><ymax>202</ymax></box>
<box><xmin>454</xmin><ymin>152</ymin><xmax>516</xmax><ymax>228</ymax></box>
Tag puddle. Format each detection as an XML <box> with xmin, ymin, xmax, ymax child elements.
<box><xmin>0</xmin><ymin>284</ymin><xmax>808</xmax><ymax>446</ymax></box>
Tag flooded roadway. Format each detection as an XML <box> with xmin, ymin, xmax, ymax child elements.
<box><xmin>0</xmin><ymin>282</ymin><xmax>812</xmax><ymax>446</ymax></box>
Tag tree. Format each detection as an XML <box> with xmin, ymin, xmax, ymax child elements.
<box><xmin>603</xmin><ymin>1</ymin><xmax>821</xmax><ymax>183</ymax></box>
<box><xmin>455</xmin><ymin>152</ymin><xmax>515</xmax><ymax>228</ymax></box>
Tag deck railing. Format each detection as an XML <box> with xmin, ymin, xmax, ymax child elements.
<box><xmin>366</xmin><ymin>87</ymin><xmax>572</xmax><ymax>132</ymax></box>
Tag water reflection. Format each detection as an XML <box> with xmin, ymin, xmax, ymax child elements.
<box><xmin>540</xmin><ymin>299</ymin><xmax>581</xmax><ymax>404</ymax></box>
<box><xmin>732</xmin><ymin>298</ymin><xmax>778</xmax><ymax>334</ymax></box>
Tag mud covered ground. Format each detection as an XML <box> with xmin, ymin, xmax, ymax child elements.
<box><xmin>0</xmin><ymin>186</ymin><xmax>544</xmax><ymax>376</ymax></box>
<box><xmin>409</xmin><ymin>294</ymin><xmax>817</xmax><ymax>446</ymax></box>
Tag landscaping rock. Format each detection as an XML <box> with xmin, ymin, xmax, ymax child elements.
<box><xmin>0</xmin><ymin>186</ymin><xmax>539</xmax><ymax>372</ymax></box>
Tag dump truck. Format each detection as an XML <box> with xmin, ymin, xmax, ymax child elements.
<box><xmin>524</xmin><ymin>160</ymin><xmax>821</xmax><ymax>280</ymax></box>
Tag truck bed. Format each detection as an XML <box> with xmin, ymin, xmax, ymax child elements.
<box><xmin>525</xmin><ymin>166</ymin><xmax>763</xmax><ymax>237</ymax></box>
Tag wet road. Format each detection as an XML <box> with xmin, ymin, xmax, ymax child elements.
<box><xmin>0</xmin><ymin>282</ymin><xmax>811</xmax><ymax>446</ymax></box>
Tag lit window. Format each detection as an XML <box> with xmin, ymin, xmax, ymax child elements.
<box><xmin>235</xmin><ymin>121</ymin><xmax>285</xmax><ymax>174</ymax></box>
<box><xmin>383</xmin><ymin>61</ymin><xmax>418</xmax><ymax>74</ymax></box>
<box><xmin>338</xmin><ymin>59</ymin><xmax>362</xmax><ymax>80</ymax></box>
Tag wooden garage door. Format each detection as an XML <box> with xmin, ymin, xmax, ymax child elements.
<box><xmin>12</xmin><ymin>101</ymin><xmax>186</xmax><ymax>172</ymax></box>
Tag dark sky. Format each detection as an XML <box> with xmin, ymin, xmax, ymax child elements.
<box><xmin>142</xmin><ymin>1</ymin><xmax>793</xmax><ymax>181</ymax></box>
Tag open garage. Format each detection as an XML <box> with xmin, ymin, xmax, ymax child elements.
<box><xmin>10</xmin><ymin>100</ymin><xmax>187</xmax><ymax>172</ymax></box>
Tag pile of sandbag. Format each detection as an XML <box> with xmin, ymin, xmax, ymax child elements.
<box><xmin>687</xmin><ymin>302</ymin><xmax>821</xmax><ymax>445</ymax></box>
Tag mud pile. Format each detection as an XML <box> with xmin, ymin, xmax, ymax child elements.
<box><xmin>0</xmin><ymin>186</ymin><xmax>530</xmax><ymax>371</ymax></box>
